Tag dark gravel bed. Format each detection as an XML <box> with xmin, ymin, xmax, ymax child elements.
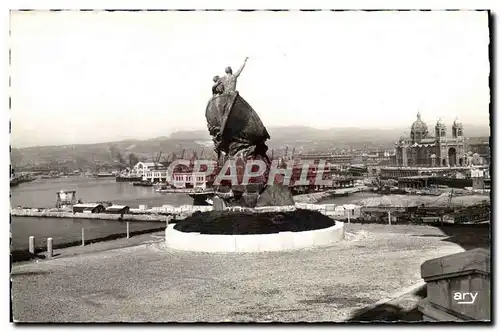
<box><xmin>173</xmin><ymin>209</ymin><xmax>336</xmax><ymax>235</ymax></box>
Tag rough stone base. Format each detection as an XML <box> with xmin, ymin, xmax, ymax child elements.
<box><xmin>255</xmin><ymin>184</ymin><xmax>295</xmax><ymax>207</ymax></box>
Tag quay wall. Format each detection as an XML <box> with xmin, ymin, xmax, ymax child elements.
<box><xmin>11</xmin><ymin>209</ymin><xmax>170</xmax><ymax>222</ymax></box>
<box><xmin>10</xmin><ymin>202</ymin><xmax>353</xmax><ymax>220</ymax></box>
<box><xmin>294</xmin><ymin>187</ymin><xmax>364</xmax><ymax>204</ymax></box>
<box><xmin>294</xmin><ymin>190</ymin><xmax>335</xmax><ymax>204</ymax></box>
<box><xmin>11</xmin><ymin>189</ymin><xmax>489</xmax><ymax>225</ymax></box>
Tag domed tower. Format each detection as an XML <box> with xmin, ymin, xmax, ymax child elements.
<box><xmin>435</xmin><ymin>117</ymin><xmax>446</xmax><ymax>139</ymax></box>
<box><xmin>452</xmin><ymin>117</ymin><xmax>466</xmax><ymax>166</ymax></box>
<box><xmin>396</xmin><ymin>136</ymin><xmax>409</xmax><ymax>166</ymax></box>
<box><xmin>435</xmin><ymin>117</ymin><xmax>447</xmax><ymax>166</ymax></box>
<box><xmin>410</xmin><ymin>111</ymin><xmax>428</xmax><ymax>143</ymax></box>
<box><xmin>452</xmin><ymin>117</ymin><xmax>463</xmax><ymax>138</ymax></box>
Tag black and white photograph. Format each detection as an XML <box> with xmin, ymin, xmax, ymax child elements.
<box><xmin>8</xmin><ymin>7</ymin><xmax>492</xmax><ymax>323</ymax></box>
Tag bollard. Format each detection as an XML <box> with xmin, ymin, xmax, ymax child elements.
<box><xmin>81</xmin><ymin>228</ymin><xmax>85</xmax><ymax>246</ymax></box>
<box><xmin>387</xmin><ymin>211</ymin><xmax>391</xmax><ymax>225</ymax></box>
<box><xmin>47</xmin><ymin>237</ymin><xmax>53</xmax><ymax>258</ymax></box>
<box><xmin>347</xmin><ymin>210</ymin><xmax>350</xmax><ymax>224</ymax></box>
<box><xmin>29</xmin><ymin>236</ymin><xmax>35</xmax><ymax>254</ymax></box>
<box><xmin>126</xmin><ymin>222</ymin><xmax>130</xmax><ymax>239</ymax></box>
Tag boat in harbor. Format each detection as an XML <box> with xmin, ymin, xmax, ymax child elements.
<box><xmin>40</xmin><ymin>174</ymin><xmax>61</xmax><ymax>179</ymax></box>
<box><xmin>10</xmin><ymin>174</ymin><xmax>35</xmax><ymax>187</ymax></box>
<box><xmin>133</xmin><ymin>180</ymin><xmax>154</xmax><ymax>187</ymax></box>
<box><xmin>155</xmin><ymin>184</ymin><xmax>192</xmax><ymax>193</ymax></box>
<box><xmin>95</xmin><ymin>172</ymin><xmax>116</xmax><ymax>178</ymax></box>
<box><xmin>116</xmin><ymin>174</ymin><xmax>143</xmax><ymax>182</ymax></box>
<box><xmin>188</xmin><ymin>187</ymin><xmax>216</xmax><ymax>205</ymax></box>
<box><xmin>154</xmin><ymin>180</ymin><xmax>200</xmax><ymax>193</ymax></box>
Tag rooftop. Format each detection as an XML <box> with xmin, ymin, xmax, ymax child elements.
<box><xmin>73</xmin><ymin>203</ymin><xmax>102</xmax><ymax>208</ymax></box>
<box><xmin>106</xmin><ymin>205</ymin><xmax>129</xmax><ymax>210</ymax></box>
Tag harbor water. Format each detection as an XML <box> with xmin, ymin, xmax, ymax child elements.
<box><xmin>10</xmin><ymin>177</ymin><xmax>193</xmax><ymax>208</ymax></box>
<box><xmin>10</xmin><ymin>177</ymin><xmax>192</xmax><ymax>252</ymax></box>
<box><xmin>10</xmin><ymin>177</ymin><xmax>377</xmax><ymax>209</ymax></box>
<box><xmin>10</xmin><ymin>177</ymin><xmax>379</xmax><ymax>252</ymax></box>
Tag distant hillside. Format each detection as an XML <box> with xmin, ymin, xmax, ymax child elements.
<box><xmin>169</xmin><ymin>130</ymin><xmax>209</xmax><ymax>140</ymax></box>
<box><xmin>11</xmin><ymin>124</ymin><xmax>490</xmax><ymax>169</ymax></box>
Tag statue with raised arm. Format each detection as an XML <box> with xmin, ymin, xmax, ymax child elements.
<box><xmin>221</xmin><ymin>57</ymin><xmax>248</xmax><ymax>92</ymax></box>
<box><xmin>203</xmin><ymin>58</ymin><xmax>293</xmax><ymax>208</ymax></box>
<box><xmin>205</xmin><ymin>57</ymin><xmax>270</xmax><ymax>161</ymax></box>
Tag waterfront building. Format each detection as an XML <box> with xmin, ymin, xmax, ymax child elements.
<box><xmin>138</xmin><ymin>168</ymin><xmax>208</xmax><ymax>188</ymax></box>
<box><xmin>298</xmin><ymin>152</ymin><xmax>353</xmax><ymax>165</ymax></box>
<box><xmin>360</xmin><ymin>151</ymin><xmax>392</xmax><ymax>166</ymax></box>
<box><xmin>171</xmin><ymin>172</ymin><xmax>208</xmax><ymax>189</ymax></box>
<box><xmin>467</xmin><ymin>136</ymin><xmax>491</xmax><ymax>165</ymax></box>
<box><xmin>397</xmin><ymin>175</ymin><xmax>472</xmax><ymax>190</ymax></box>
<box><xmin>133</xmin><ymin>162</ymin><xmax>167</xmax><ymax>177</ymax></box>
<box><xmin>104</xmin><ymin>205</ymin><xmax>130</xmax><ymax>214</ymax></box>
<box><xmin>379</xmin><ymin>165</ymin><xmax>489</xmax><ymax>179</ymax></box>
<box><xmin>142</xmin><ymin>170</ymin><xmax>169</xmax><ymax>182</ymax></box>
<box><xmin>73</xmin><ymin>203</ymin><xmax>105</xmax><ymax>214</ymax></box>
<box><xmin>471</xmin><ymin>167</ymin><xmax>491</xmax><ymax>190</ymax></box>
<box><xmin>331</xmin><ymin>177</ymin><xmax>355</xmax><ymax>188</ymax></box>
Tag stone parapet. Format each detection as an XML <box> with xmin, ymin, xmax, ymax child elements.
<box><xmin>418</xmin><ymin>248</ymin><xmax>490</xmax><ymax>322</ymax></box>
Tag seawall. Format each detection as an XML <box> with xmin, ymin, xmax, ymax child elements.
<box><xmin>10</xmin><ymin>209</ymin><xmax>170</xmax><ymax>222</ymax></box>
<box><xmin>294</xmin><ymin>187</ymin><xmax>364</xmax><ymax>204</ymax></box>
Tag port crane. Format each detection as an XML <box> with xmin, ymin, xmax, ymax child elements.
<box><xmin>448</xmin><ymin>189</ymin><xmax>455</xmax><ymax>207</ymax></box>
<box><xmin>153</xmin><ymin>152</ymin><xmax>162</xmax><ymax>169</ymax></box>
<box><xmin>190</xmin><ymin>151</ymin><xmax>198</xmax><ymax>164</ymax></box>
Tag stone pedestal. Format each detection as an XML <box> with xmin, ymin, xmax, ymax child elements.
<box><xmin>214</xmin><ymin>155</ymin><xmax>293</xmax><ymax>208</ymax></box>
<box><xmin>418</xmin><ymin>248</ymin><xmax>490</xmax><ymax>322</ymax></box>
<box><xmin>212</xmin><ymin>196</ymin><xmax>227</xmax><ymax>211</ymax></box>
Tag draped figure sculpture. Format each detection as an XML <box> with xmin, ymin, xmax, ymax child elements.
<box><xmin>206</xmin><ymin>57</ymin><xmax>271</xmax><ymax>163</ymax></box>
<box><xmin>205</xmin><ymin>58</ymin><xmax>293</xmax><ymax>207</ymax></box>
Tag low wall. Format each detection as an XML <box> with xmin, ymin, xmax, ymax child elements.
<box><xmin>11</xmin><ymin>226</ymin><xmax>166</xmax><ymax>263</ymax></box>
<box><xmin>294</xmin><ymin>190</ymin><xmax>335</xmax><ymax>204</ymax></box>
<box><xmin>11</xmin><ymin>204</ymin><xmax>332</xmax><ymax>219</ymax></box>
<box><xmin>165</xmin><ymin>221</ymin><xmax>344</xmax><ymax>253</ymax></box>
<box><xmin>11</xmin><ymin>209</ymin><xmax>169</xmax><ymax>222</ymax></box>
<box><xmin>418</xmin><ymin>248</ymin><xmax>490</xmax><ymax>321</ymax></box>
<box><xmin>294</xmin><ymin>187</ymin><xmax>364</xmax><ymax>204</ymax></box>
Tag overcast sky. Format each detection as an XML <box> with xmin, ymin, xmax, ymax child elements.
<box><xmin>10</xmin><ymin>10</ymin><xmax>490</xmax><ymax>148</ymax></box>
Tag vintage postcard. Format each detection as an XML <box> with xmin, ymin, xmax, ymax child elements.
<box><xmin>9</xmin><ymin>9</ymin><xmax>491</xmax><ymax>323</ymax></box>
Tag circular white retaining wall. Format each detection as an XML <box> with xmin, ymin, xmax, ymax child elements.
<box><xmin>164</xmin><ymin>221</ymin><xmax>344</xmax><ymax>253</ymax></box>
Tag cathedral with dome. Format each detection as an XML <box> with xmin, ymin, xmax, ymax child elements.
<box><xmin>395</xmin><ymin>112</ymin><xmax>469</xmax><ymax>167</ymax></box>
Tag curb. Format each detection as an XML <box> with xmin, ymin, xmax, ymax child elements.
<box><xmin>165</xmin><ymin>222</ymin><xmax>345</xmax><ymax>253</ymax></box>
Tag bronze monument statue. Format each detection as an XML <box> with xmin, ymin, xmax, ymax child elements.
<box><xmin>205</xmin><ymin>58</ymin><xmax>294</xmax><ymax>207</ymax></box>
<box><xmin>206</xmin><ymin>57</ymin><xmax>271</xmax><ymax>162</ymax></box>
